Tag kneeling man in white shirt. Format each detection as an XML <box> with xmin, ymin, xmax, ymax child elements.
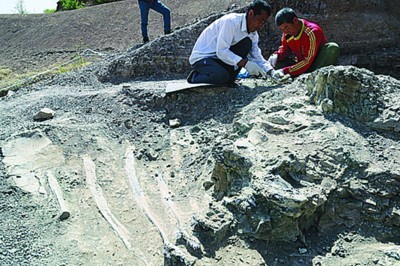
<box><xmin>188</xmin><ymin>0</ymin><xmax>273</xmax><ymax>84</ymax></box>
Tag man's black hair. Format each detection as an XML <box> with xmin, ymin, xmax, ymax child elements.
<box><xmin>247</xmin><ymin>0</ymin><xmax>272</xmax><ymax>16</ymax></box>
<box><xmin>275</xmin><ymin>7</ymin><xmax>298</xmax><ymax>26</ymax></box>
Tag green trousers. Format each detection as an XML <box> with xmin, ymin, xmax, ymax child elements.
<box><xmin>275</xmin><ymin>42</ymin><xmax>340</xmax><ymax>75</ymax></box>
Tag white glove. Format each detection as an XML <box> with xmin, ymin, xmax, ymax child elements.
<box><xmin>262</xmin><ymin>65</ymin><xmax>272</xmax><ymax>78</ymax></box>
<box><xmin>268</xmin><ymin>54</ymin><xmax>278</xmax><ymax>67</ymax></box>
<box><xmin>270</xmin><ymin>69</ymin><xmax>285</xmax><ymax>80</ymax></box>
<box><xmin>245</xmin><ymin>61</ymin><xmax>266</xmax><ymax>76</ymax></box>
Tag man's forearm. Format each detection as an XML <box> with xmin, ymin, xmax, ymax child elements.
<box><xmin>237</xmin><ymin>59</ymin><xmax>247</xmax><ymax>67</ymax></box>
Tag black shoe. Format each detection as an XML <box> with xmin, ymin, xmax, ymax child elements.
<box><xmin>143</xmin><ymin>37</ymin><xmax>149</xmax><ymax>43</ymax></box>
<box><xmin>187</xmin><ymin>70</ymin><xmax>197</xmax><ymax>83</ymax></box>
<box><xmin>226</xmin><ymin>80</ymin><xmax>240</xmax><ymax>88</ymax></box>
<box><xmin>164</xmin><ymin>29</ymin><xmax>173</xmax><ymax>35</ymax></box>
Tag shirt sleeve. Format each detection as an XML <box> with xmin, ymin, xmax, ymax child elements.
<box><xmin>248</xmin><ymin>33</ymin><xmax>272</xmax><ymax>73</ymax></box>
<box><xmin>276</xmin><ymin>34</ymin><xmax>291</xmax><ymax>61</ymax></box>
<box><xmin>215</xmin><ymin>19</ymin><xmax>243</xmax><ymax>66</ymax></box>
<box><xmin>283</xmin><ymin>29</ymin><xmax>321</xmax><ymax>76</ymax></box>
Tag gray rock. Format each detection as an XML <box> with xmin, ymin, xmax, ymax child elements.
<box><xmin>33</xmin><ymin>108</ymin><xmax>55</xmax><ymax>121</ymax></box>
<box><xmin>305</xmin><ymin>66</ymin><xmax>400</xmax><ymax>134</ymax></box>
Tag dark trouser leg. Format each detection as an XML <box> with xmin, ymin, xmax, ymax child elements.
<box><xmin>228</xmin><ymin>37</ymin><xmax>252</xmax><ymax>81</ymax></box>
<box><xmin>188</xmin><ymin>37</ymin><xmax>252</xmax><ymax>84</ymax></box>
<box><xmin>230</xmin><ymin>37</ymin><xmax>252</xmax><ymax>58</ymax></box>
<box><xmin>308</xmin><ymin>42</ymin><xmax>340</xmax><ymax>72</ymax></box>
<box><xmin>139</xmin><ymin>1</ymin><xmax>150</xmax><ymax>41</ymax></box>
<box><xmin>151</xmin><ymin>0</ymin><xmax>171</xmax><ymax>33</ymax></box>
<box><xmin>189</xmin><ymin>58</ymin><xmax>231</xmax><ymax>84</ymax></box>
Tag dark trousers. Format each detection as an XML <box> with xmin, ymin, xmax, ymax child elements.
<box><xmin>189</xmin><ymin>37</ymin><xmax>252</xmax><ymax>84</ymax></box>
<box><xmin>138</xmin><ymin>0</ymin><xmax>171</xmax><ymax>40</ymax></box>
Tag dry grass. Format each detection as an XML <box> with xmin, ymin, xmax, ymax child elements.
<box><xmin>0</xmin><ymin>56</ymin><xmax>90</xmax><ymax>96</ymax></box>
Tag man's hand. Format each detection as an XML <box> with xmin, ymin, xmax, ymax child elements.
<box><xmin>267</xmin><ymin>54</ymin><xmax>278</xmax><ymax>67</ymax></box>
<box><xmin>245</xmin><ymin>61</ymin><xmax>266</xmax><ymax>76</ymax></box>
<box><xmin>270</xmin><ymin>69</ymin><xmax>285</xmax><ymax>81</ymax></box>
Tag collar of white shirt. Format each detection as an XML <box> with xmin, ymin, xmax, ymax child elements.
<box><xmin>240</xmin><ymin>13</ymin><xmax>248</xmax><ymax>34</ymax></box>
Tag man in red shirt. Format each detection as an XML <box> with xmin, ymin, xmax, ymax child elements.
<box><xmin>268</xmin><ymin>8</ymin><xmax>340</xmax><ymax>79</ymax></box>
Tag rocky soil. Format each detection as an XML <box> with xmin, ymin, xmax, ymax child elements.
<box><xmin>1</xmin><ymin>65</ymin><xmax>400</xmax><ymax>265</ymax></box>
<box><xmin>1</xmin><ymin>1</ymin><xmax>400</xmax><ymax>266</ymax></box>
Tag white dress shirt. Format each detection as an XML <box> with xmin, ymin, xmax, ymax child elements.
<box><xmin>189</xmin><ymin>13</ymin><xmax>272</xmax><ymax>72</ymax></box>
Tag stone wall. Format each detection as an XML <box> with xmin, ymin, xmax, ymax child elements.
<box><xmin>99</xmin><ymin>0</ymin><xmax>400</xmax><ymax>82</ymax></box>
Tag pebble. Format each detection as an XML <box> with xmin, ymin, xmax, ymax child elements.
<box><xmin>169</xmin><ymin>118</ymin><xmax>181</xmax><ymax>128</ymax></box>
<box><xmin>9</xmin><ymin>248</ymin><xmax>18</xmax><ymax>253</ymax></box>
<box><xmin>298</xmin><ymin>248</ymin><xmax>308</xmax><ymax>254</ymax></box>
<box><xmin>33</xmin><ymin>108</ymin><xmax>55</xmax><ymax>121</ymax></box>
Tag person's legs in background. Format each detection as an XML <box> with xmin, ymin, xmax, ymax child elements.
<box><xmin>139</xmin><ymin>1</ymin><xmax>151</xmax><ymax>43</ymax></box>
<box><xmin>151</xmin><ymin>0</ymin><xmax>171</xmax><ymax>34</ymax></box>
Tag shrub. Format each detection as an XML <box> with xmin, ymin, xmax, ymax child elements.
<box><xmin>0</xmin><ymin>67</ymin><xmax>12</xmax><ymax>80</ymax></box>
<box><xmin>44</xmin><ymin>9</ymin><xmax>56</xmax><ymax>14</ymax></box>
<box><xmin>58</xmin><ymin>0</ymin><xmax>121</xmax><ymax>11</ymax></box>
<box><xmin>60</xmin><ymin>0</ymin><xmax>85</xmax><ymax>11</ymax></box>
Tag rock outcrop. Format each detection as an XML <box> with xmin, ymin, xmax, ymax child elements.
<box><xmin>175</xmin><ymin>66</ymin><xmax>400</xmax><ymax>264</ymax></box>
<box><xmin>306</xmin><ymin>66</ymin><xmax>400</xmax><ymax>133</ymax></box>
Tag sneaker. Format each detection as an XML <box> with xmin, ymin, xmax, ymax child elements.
<box><xmin>164</xmin><ymin>29</ymin><xmax>173</xmax><ymax>35</ymax></box>
<box><xmin>143</xmin><ymin>37</ymin><xmax>149</xmax><ymax>43</ymax></box>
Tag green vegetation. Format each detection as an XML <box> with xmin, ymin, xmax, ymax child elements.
<box><xmin>0</xmin><ymin>67</ymin><xmax>12</xmax><ymax>80</ymax></box>
<box><xmin>60</xmin><ymin>0</ymin><xmax>85</xmax><ymax>11</ymax></box>
<box><xmin>44</xmin><ymin>9</ymin><xmax>56</xmax><ymax>14</ymax></box>
<box><xmin>58</xmin><ymin>0</ymin><xmax>121</xmax><ymax>11</ymax></box>
<box><xmin>52</xmin><ymin>55</ymin><xmax>90</xmax><ymax>74</ymax></box>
